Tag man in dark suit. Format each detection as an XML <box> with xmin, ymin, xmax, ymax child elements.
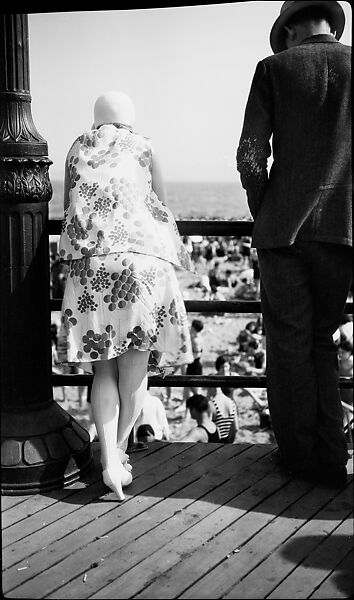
<box><xmin>236</xmin><ymin>1</ymin><xmax>352</xmax><ymax>487</ymax></box>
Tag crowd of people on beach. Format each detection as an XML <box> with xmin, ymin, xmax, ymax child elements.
<box><xmin>50</xmin><ymin>233</ymin><xmax>260</xmax><ymax>303</ymax></box>
<box><xmin>50</xmin><ymin>230</ymin><xmax>352</xmax><ymax>447</ymax></box>
<box><xmin>182</xmin><ymin>234</ymin><xmax>260</xmax><ymax>301</ymax></box>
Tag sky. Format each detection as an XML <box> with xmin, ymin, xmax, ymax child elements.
<box><xmin>28</xmin><ymin>1</ymin><xmax>352</xmax><ymax>182</ymax></box>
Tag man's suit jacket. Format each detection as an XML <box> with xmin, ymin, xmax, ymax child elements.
<box><xmin>236</xmin><ymin>34</ymin><xmax>352</xmax><ymax>248</ymax></box>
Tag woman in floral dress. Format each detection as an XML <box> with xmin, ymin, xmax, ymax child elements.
<box><xmin>59</xmin><ymin>91</ymin><xmax>193</xmax><ymax>500</ymax></box>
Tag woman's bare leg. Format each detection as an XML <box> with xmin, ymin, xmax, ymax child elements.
<box><xmin>90</xmin><ymin>358</ymin><xmax>131</xmax><ymax>500</ymax></box>
<box><xmin>116</xmin><ymin>349</ymin><xmax>150</xmax><ymax>453</ymax></box>
<box><xmin>90</xmin><ymin>359</ymin><xmax>120</xmax><ymax>470</ymax></box>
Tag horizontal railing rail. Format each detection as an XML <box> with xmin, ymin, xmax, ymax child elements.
<box><xmin>51</xmin><ymin>373</ymin><xmax>354</xmax><ymax>389</ymax></box>
<box><xmin>51</xmin><ymin>298</ymin><xmax>353</xmax><ymax>314</ymax></box>
<box><xmin>47</xmin><ymin>219</ymin><xmax>255</xmax><ymax>237</ymax></box>
<box><xmin>49</xmin><ymin>218</ymin><xmax>353</xmax><ymax>391</ymax></box>
<box><xmin>51</xmin><ymin>298</ymin><xmax>263</xmax><ymax>313</ymax></box>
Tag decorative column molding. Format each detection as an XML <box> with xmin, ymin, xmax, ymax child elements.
<box><xmin>0</xmin><ymin>14</ymin><xmax>48</xmax><ymax>156</ymax></box>
<box><xmin>0</xmin><ymin>14</ymin><xmax>93</xmax><ymax>494</ymax></box>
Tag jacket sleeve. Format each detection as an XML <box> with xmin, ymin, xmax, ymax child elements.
<box><xmin>236</xmin><ymin>60</ymin><xmax>273</xmax><ymax>219</ymax></box>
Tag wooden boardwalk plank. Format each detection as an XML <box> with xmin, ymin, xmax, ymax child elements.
<box><xmin>3</xmin><ymin>444</ymin><xmax>189</xmax><ymax>573</ymax></box>
<box><xmin>137</xmin><ymin>454</ymin><xmax>353</xmax><ymax>599</ymax></box>
<box><xmin>46</xmin><ymin>445</ymin><xmax>273</xmax><ymax>599</ymax></box>
<box><xmin>2</xmin><ymin>441</ymin><xmax>203</xmax><ymax>561</ymax></box>
<box><xmin>2</xmin><ymin>441</ymin><xmax>161</xmax><ymax>539</ymax></box>
<box><xmin>1</xmin><ymin>440</ymin><xmax>125</xmax><ymax>520</ymax></box>
<box><xmin>309</xmin><ymin>550</ymin><xmax>354</xmax><ymax>599</ymax></box>
<box><xmin>2</xmin><ymin>469</ymin><xmax>101</xmax><ymax>530</ymax></box>
<box><xmin>2</xmin><ymin>441</ymin><xmax>189</xmax><ymax>553</ymax></box>
<box><xmin>3</xmin><ymin>442</ymin><xmax>230</xmax><ymax>596</ymax></box>
<box><xmin>2</xmin><ymin>443</ymin><xmax>352</xmax><ymax>600</ymax></box>
<box><xmin>87</xmin><ymin>456</ymin><xmax>304</xmax><ymax>598</ymax></box>
<box><xmin>267</xmin><ymin>514</ymin><xmax>353</xmax><ymax>599</ymax></box>
<box><xmin>2</xmin><ymin>497</ymin><xmax>30</xmax><ymax>511</ymax></box>
<box><xmin>217</xmin><ymin>485</ymin><xmax>353</xmax><ymax>599</ymax></box>
<box><xmin>131</xmin><ymin>479</ymin><xmax>329</xmax><ymax>600</ymax></box>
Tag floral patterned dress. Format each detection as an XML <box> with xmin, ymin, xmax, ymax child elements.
<box><xmin>59</xmin><ymin>124</ymin><xmax>193</xmax><ymax>375</ymax></box>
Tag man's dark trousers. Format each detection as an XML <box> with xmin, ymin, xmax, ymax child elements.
<box><xmin>258</xmin><ymin>240</ymin><xmax>352</xmax><ymax>472</ymax></box>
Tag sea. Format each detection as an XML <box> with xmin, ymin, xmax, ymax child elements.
<box><xmin>48</xmin><ymin>179</ymin><xmax>252</xmax><ymax>222</ymax></box>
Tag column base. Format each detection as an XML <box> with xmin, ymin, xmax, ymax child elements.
<box><xmin>1</xmin><ymin>401</ymin><xmax>93</xmax><ymax>494</ymax></box>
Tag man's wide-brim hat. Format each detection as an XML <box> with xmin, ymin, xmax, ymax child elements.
<box><xmin>270</xmin><ymin>1</ymin><xmax>345</xmax><ymax>54</ymax></box>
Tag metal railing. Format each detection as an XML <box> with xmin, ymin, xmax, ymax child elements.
<box><xmin>49</xmin><ymin>218</ymin><xmax>353</xmax><ymax>391</ymax></box>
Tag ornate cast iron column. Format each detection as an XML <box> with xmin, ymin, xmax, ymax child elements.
<box><xmin>0</xmin><ymin>14</ymin><xmax>92</xmax><ymax>493</ymax></box>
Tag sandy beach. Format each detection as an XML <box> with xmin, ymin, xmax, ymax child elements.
<box><xmin>53</xmin><ymin>259</ymin><xmax>275</xmax><ymax>446</ymax></box>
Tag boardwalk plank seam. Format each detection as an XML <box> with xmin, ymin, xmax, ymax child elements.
<box><xmin>2</xmin><ymin>442</ymin><xmax>219</xmax><ymax>569</ymax></box>
<box><xmin>2</xmin><ymin>444</ymin><xmax>254</xmax><ymax>593</ymax></box>
<box><xmin>218</xmin><ymin>486</ymin><xmax>353</xmax><ymax>600</ymax></box>
<box><xmin>3</xmin><ymin>446</ymin><xmax>272</xmax><ymax>597</ymax></box>
<box><xmin>42</xmin><ymin>446</ymin><xmax>276</xmax><ymax>598</ymax></box>
<box><xmin>1</xmin><ymin>441</ymin><xmax>165</xmax><ymax>529</ymax></box>
<box><xmin>76</xmin><ymin>467</ymin><xmax>303</xmax><ymax>597</ymax></box>
<box><xmin>128</xmin><ymin>480</ymin><xmax>352</xmax><ymax>599</ymax></box>
<box><xmin>265</xmin><ymin>514</ymin><xmax>354</xmax><ymax>599</ymax></box>
<box><xmin>130</xmin><ymin>480</ymin><xmax>314</xmax><ymax>600</ymax></box>
<box><xmin>2</xmin><ymin>441</ymin><xmax>205</xmax><ymax>548</ymax></box>
<box><xmin>308</xmin><ymin>549</ymin><xmax>354</xmax><ymax>599</ymax></box>
<box><xmin>2</xmin><ymin>444</ymin><xmax>352</xmax><ymax>600</ymax></box>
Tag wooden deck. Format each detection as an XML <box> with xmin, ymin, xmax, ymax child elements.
<box><xmin>2</xmin><ymin>441</ymin><xmax>353</xmax><ymax>599</ymax></box>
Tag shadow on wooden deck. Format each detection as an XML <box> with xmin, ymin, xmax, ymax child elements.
<box><xmin>2</xmin><ymin>441</ymin><xmax>353</xmax><ymax>599</ymax></box>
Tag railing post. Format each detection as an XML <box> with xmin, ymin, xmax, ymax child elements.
<box><xmin>0</xmin><ymin>14</ymin><xmax>92</xmax><ymax>494</ymax></box>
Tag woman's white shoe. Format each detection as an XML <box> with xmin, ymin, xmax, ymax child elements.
<box><xmin>102</xmin><ymin>464</ymin><xmax>133</xmax><ymax>501</ymax></box>
<box><xmin>117</xmin><ymin>447</ymin><xmax>133</xmax><ymax>473</ymax></box>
